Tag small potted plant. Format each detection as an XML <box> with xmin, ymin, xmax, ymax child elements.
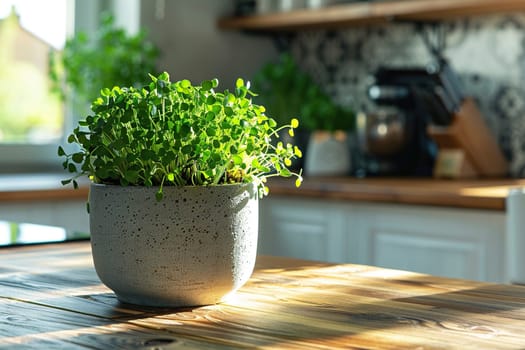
<box><xmin>253</xmin><ymin>53</ymin><xmax>355</xmax><ymax>175</ymax></box>
<box><xmin>59</xmin><ymin>72</ymin><xmax>302</xmax><ymax>307</ymax></box>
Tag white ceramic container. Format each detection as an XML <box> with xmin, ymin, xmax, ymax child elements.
<box><xmin>304</xmin><ymin>130</ymin><xmax>351</xmax><ymax>176</ymax></box>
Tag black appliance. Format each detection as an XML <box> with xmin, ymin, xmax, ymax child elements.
<box><xmin>357</xmin><ymin>59</ymin><xmax>464</xmax><ymax>176</ymax></box>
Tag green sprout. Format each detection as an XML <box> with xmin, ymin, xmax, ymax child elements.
<box><xmin>59</xmin><ymin>72</ymin><xmax>303</xmax><ymax>200</ymax></box>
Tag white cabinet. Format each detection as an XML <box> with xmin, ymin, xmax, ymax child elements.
<box><xmin>259</xmin><ymin>196</ymin><xmax>506</xmax><ymax>283</ymax></box>
<box><xmin>259</xmin><ymin>198</ymin><xmax>347</xmax><ymax>263</ymax></box>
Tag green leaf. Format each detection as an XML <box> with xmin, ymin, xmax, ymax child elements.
<box><xmin>125</xmin><ymin>170</ymin><xmax>139</xmax><ymax>183</ymax></box>
<box><xmin>236</xmin><ymin>78</ymin><xmax>244</xmax><ymax>89</ymax></box>
<box><xmin>180</xmin><ymin>123</ymin><xmax>191</xmax><ymax>135</ymax></box>
<box><xmin>96</xmin><ymin>168</ymin><xmax>109</xmax><ymax>179</ymax></box>
<box><xmin>181</xmin><ymin>144</ymin><xmax>193</xmax><ymax>155</ymax></box>
<box><xmin>68</xmin><ymin>163</ymin><xmax>77</xmax><ymax>173</ymax></box>
<box><xmin>211</xmin><ymin>152</ymin><xmax>222</xmax><ymax>162</ymax></box>
<box><xmin>211</xmin><ymin>104</ymin><xmax>221</xmax><ymax>114</ymax></box>
<box><xmin>202</xmin><ymin>80</ymin><xmax>213</xmax><ymax>91</ymax></box>
<box><xmin>206</xmin><ymin>95</ymin><xmax>216</xmax><ymax>105</ymax></box>
<box><xmin>206</xmin><ymin>127</ymin><xmax>217</xmax><ymax>137</ymax></box>
<box><xmin>205</xmin><ymin>111</ymin><xmax>215</xmax><ymax>122</ymax></box>
<box><xmin>72</xmin><ymin>152</ymin><xmax>84</xmax><ymax>163</ymax></box>
<box><xmin>232</xmin><ymin>155</ymin><xmax>243</xmax><ymax>165</ymax></box>
<box><xmin>150</xmin><ymin>104</ymin><xmax>157</xmax><ymax>116</ymax></box>
<box><xmin>158</xmin><ymin>71</ymin><xmax>170</xmax><ymax>81</ymax></box>
<box><xmin>280</xmin><ymin>168</ymin><xmax>292</xmax><ymax>177</ymax></box>
<box><xmin>57</xmin><ymin>146</ymin><xmax>66</xmax><ymax>157</ymax></box>
<box><xmin>294</xmin><ymin>146</ymin><xmax>303</xmax><ymax>158</ymax></box>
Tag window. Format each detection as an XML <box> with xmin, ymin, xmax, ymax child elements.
<box><xmin>0</xmin><ymin>0</ymin><xmax>72</xmax><ymax>171</ymax></box>
<box><xmin>0</xmin><ymin>1</ymin><xmax>69</xmax><ymax>145</ymax></box>
<box><xmin>0</xmin><ymin>0</ymin><xmax>140</xmax><ymax>172</ymax></box>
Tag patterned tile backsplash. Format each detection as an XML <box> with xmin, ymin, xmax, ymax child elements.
<box><xmin>283</xmin><ymin>13</ymin><xmax>525</xmax><ymax>177</ymax></box>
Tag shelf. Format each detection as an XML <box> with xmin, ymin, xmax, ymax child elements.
<box><xmin>218</xmin><ymin>0</ymin><xmax>525</xmax><ymax>31</ymax></box>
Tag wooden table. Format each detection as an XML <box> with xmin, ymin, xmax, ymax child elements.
<box><xmin>2</xmin><ymin>242</ymin><xmax>525</xmax><ymax>349</ymax></box>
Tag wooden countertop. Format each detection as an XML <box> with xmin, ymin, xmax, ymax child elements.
<box><xmin>2</xmin><ymin>173</ymin><xmax>524</xmax><ymax>210</ymax></box>
<box><xmin>2</xmin><ymin>241</ymin><xmax>525</xmax><ymax>349</ymax></box>
<box><xmin>268</xmin><ymin>176</ymin><xmax>525</xmax><ymax>211</ymax></box>
<box><xmin>0</xmin><ymin>173</ymin><xmax>88</xmax><ymax>202</ymax></box>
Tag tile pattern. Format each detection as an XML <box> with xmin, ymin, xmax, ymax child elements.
<box><xmin>283</xmin><ymin>14</ymin><xmax>525</xmax><ymax>176</ymax></box>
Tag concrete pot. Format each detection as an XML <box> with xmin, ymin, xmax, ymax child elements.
<box><xmin>89</xmin><ymin>182</ymin><xmax>259</xmax><ymax>307</ymax></box>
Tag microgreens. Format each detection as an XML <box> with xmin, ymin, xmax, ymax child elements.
<box><xmin>59</xmin><ymin>72</ymin><xmax>303</xmax><ymax>200</ymax></box>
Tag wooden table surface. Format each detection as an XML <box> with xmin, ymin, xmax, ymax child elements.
<box><xmin>2</xmin><ymin>242</ymin><xmax>525</xmax><ymax>349</ymax></box>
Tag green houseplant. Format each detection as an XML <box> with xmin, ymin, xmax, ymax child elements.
<box><xmin>253</xmin><ymin>53</ymin><xmax>355</xmax><ymax>175</ymax></box>
<box><xmin>59</xmin><ymin>72</ymin><xmax>302</xmax><ymax>307</ymax></box>
<box><xmin>59</xmin><ymin>72</ymin><xmax>302</xmax><ymax>198</ymax></box>
<box><xmin>50</xmin><ymin>13</ymin><xmax>159</xmax><ymax>109</ymax></box>
<box><xmin>253</xmin><ymin>52</ymin><xmax>354</xmax><ymax>132</ymax></box>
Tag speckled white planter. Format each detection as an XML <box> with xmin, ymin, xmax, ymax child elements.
<box><xmin>89</xmin><ymin>182</ymin><xmax>259</xmax><ymax>307</ymax></box>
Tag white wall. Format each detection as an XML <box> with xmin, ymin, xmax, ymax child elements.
<box><xmin>140</xmin><ymin>0</ymin><xmax>278</xmax><ymax>88</ymax></box>
<box><xmin>113</xmin><ymin>0</ymin><xmax>140</xmax><ymax>34</ymax></box>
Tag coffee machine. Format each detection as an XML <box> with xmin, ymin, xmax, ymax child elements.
<box><xmin>357</xmin><ymin>62</ymin><xmax>464</xmax><ymax>177</ymax></box>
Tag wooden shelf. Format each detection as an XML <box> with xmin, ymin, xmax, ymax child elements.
<box><xmin>218</xmin><ymin>0</ymin><xmax>525</xmax><ymax>31</ymax></box>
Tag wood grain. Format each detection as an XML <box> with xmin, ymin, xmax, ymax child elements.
<box><xmin>218</xmin><ymin>0</ymin><xmax>525</xmax><ymax>31</ymax></box>
<box><xmin>2</xmin><ymin>242</ymin><xmax>525</xmax><ymax>349</ymax></box>
<box><xmin>428</xmin><ymin>98</ymin><xmax>508</xmax><ymax>177</ymax></box>
<box><xmin>0</xmin><ymin>187</ymin><xmax>88</xmax><ymax>203</ymax></box>
<box><xmin>1</xmin><ymin>174</ymin><xmax>521</xmax><ymax>210</ymax></box>
<box><xmin>0</xmin><ymin>174</ymin><xmax>89</xmax><ymax>203</ymax></box>
<box><xmin>267</xmin><ymin>176</ymin><xmax>525</xmax><ymax>211</ymax></box>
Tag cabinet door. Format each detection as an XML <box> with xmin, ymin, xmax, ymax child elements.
<box><xmin>259</xmin><ymin>198</ymin><xmax>346</xmax><ymax>263</ymax></box>
<box><xmin>354</xmin><ymin>203</ymin><xmax>505</xmax><ymax>282</ymax></box>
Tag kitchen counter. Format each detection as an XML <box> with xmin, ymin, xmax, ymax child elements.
<box><xmin>2</xmin><ymin>173</ymin><xmax>524</xmax><ymax>210</ymax></box>
<box><xmin>2</xmin><ymin>241</ymin><xmax>525</xmax><ymax>349</ymax></box>
<box><xmin>0</xmin><ymin>173</ymin><xmax>88</xmax><ymax>202</ymax></box>
<box><xmin>268</xmin><ymin>176</ymin><xmax>525</xmax><ymax>210</ymax></box>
